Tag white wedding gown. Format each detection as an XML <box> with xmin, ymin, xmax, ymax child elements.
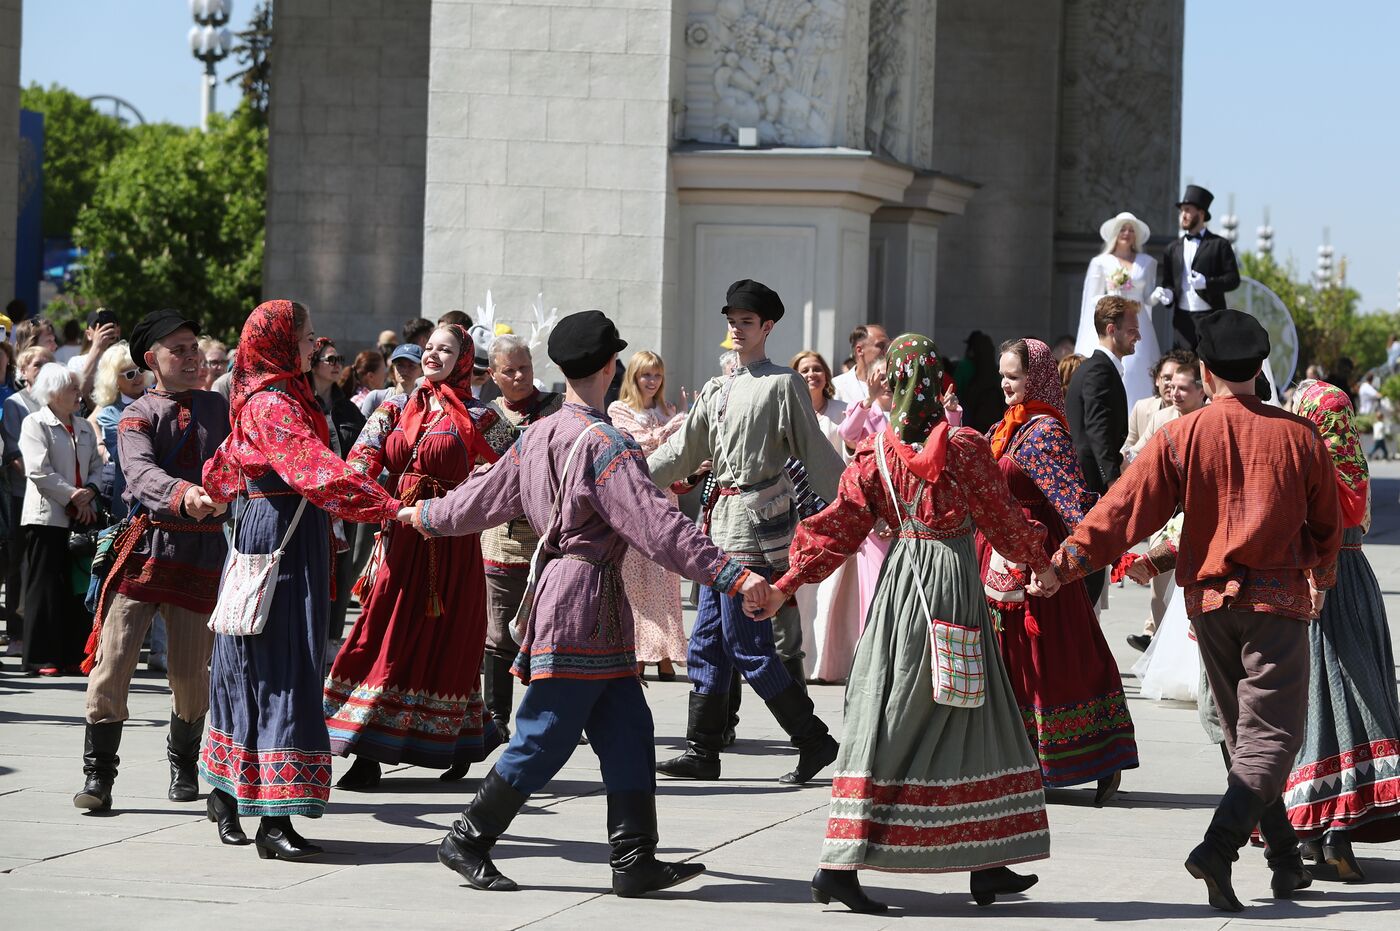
<box><xmin>1131</xmin><ymin>580</ymin><xmax>1199</xmax><ymax>702</ymax></box>
<box><xmin>1074</xmin><ymin>252</ymin><xmax>1161</xmax><ymax>411</ymax></box>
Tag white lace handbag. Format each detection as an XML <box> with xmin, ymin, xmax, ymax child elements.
<box><xmin>207</xmin><ymin>495</ymin><xmax>309</xmax><ymax>636</ymax></box>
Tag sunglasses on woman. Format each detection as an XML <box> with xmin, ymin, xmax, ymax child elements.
<box><xmin>120</xmin><ymin>368</ymin><xmax>142</xmax><ymax>381</ymax></box>
<box><xmin>318</xmin><ymin>355</ymin><xmax>344</xmax><ymax>366</ymax></box>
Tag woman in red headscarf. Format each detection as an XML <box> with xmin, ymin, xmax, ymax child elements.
<box><xmin>199</xmin><ymin>301</ymin><xmax>402</xmax><ymax>861</ymax></box>
<box><xmin>324</xmin><ymin>324</ymin><xmax>515</xmax><ymax>790</ymax></box>
<box><xmin>978</xmin><ymin>337</ymin><xmax>1138</xmax><ymax>804</ymax></box>
<box><xmin>1282</xmin><ymin>380</ymin><xmax>1400</xmax><ymax>879</ymax></box>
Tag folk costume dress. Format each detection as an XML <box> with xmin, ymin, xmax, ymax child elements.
<box><xmin>606</xmin><ymin>400</ymin><xmax>689</xmax><ymax>665</ymax></box>
<box><xmin>1283</xmin><ymin>381</ymin><xmax>1400</xmax><ymax>843</ymax></box>
<box><xmin>978</xmin><ymin>339</ymin><xmax>1138</xmax><ymax>789</ymax></box>
<box><xmin>777</xmin><ymin>335</ymin><xmax>1053</xmax><ymax>874</ymax></box>
<box><xmin>324</xmin><ymin>325</ymin><xmax>515</xmax><ymax>770</ymax></box>
<box><xmin>200</xmin><ymin>301</ymin><xmax>401</xmax><ymax>817</ymax></box>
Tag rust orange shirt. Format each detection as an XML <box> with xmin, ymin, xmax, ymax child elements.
<box><xmin>1052</xmin><ymin>395</ymin><xmax>1342</xmax><ymax>621</ymax></box>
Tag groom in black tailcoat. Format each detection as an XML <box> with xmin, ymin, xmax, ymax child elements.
<box><xmin>1151</xmin><ymin>185</ymin><xmax>1240</xmax><ymax>349</ymax></box>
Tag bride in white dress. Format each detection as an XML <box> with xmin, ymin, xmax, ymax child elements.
<box><xmin>1074</xmin><ymin>212</ymin><xmax>1161</xmax><ymax>410</ymax></box>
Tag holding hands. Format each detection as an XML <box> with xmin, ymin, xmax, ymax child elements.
<box><xmin>738</xmin><ymin>572</ymin><xmax>775</xmax><ymax>618</ymax></box>
<box><xmin>1125</xmin><ymin>558</ymin><xmax>1156</xmax><ymax>586</ymax></box>
<box><xmin>182</xmin><ymin>484</ymin><xmax>227</xmax><ymax>520</ymax></box>
<box><xmin>1026</xmin><ymin>565</ymin><xmax>1060</xmax><ymax>598</ymax></box>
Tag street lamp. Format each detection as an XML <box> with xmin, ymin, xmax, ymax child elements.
<box><xmin>188</xmin><ymin>0</ymin><xmax>233</xmax><ymax>131</ymax></box>
<box><xmin>1220</xmin><ymin>194</ymin><xmax>1239</xmax><ymax>245</ymax></box>
<box><xmin>1315</xmin><ymin>228</ymin><xmax>1334</xmax><ymax>289</ymax></box>
<box><xmin>1256</xmin><ymin>207</ymin><xmax>1274</xmax><ymax>258</ymax></box>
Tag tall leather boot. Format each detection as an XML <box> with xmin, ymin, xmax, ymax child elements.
<box><xmin>656</xmin><ymin>690</ymin><xmax>727</xmax><ymax>780</ymax></box>
<box><xmin>723</xmin><ymin>670</ymin><xmax>742</xmax><ymax>748</ymax></box>
<box><xmin>484</xmin><ymin>653</ymin><xmax>514</xmax><ymax>742</ymax></box>
<box><xmin>1258</xmin><ymin>797</ymin><xmax>1311</xmax><ymax>898</ymax></box>
<box><xmin>167</xmin><ymin>713</ymin><xmax>204</xmax><ymax>802</ymax></box>
<box><xmin>437</xmin><ymin>769</ymin><xmax>528</xmax><ymax>891</ymax></box>
<box><xmin>1185</xmin><ymin>783</ymin><xmax>1268</xmax><ymax>912</ymax></box>
<box><xmin>73</xmin><ymin>722</ymin><xmax>123</xmax><ymax>812</ymax></box>
<box><xmin>607</xmin><ymin>791</ymin><xmax>706</xmax><ymax>897</ymax></box>
<box><xmin>765</xmin><ymin>682</ymin><xmax>838</xmax><ymax>785</ymax></box>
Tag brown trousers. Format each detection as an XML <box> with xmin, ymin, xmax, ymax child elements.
<box><xmin>84</xmin><ymin>593</ymin><xmax>214</xmax><ymax>725</ymax></box>
<box><xmin>484</xmin><ymin>572</ymin><xmax>527</xmax><ymax>658</ymax></box>
<box><xmin>1191</xmin><ymin>608</ymin><xmax>1310</xmax><ymax>800</ymax></box>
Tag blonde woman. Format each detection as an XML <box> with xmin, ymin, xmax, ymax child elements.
<box><xmin>1073</xmin><ymin>211</ymin><xmax>1161</xmax><ymax>408</ymax></box>
<box><xmin>90</xmin><ymin>342</ymin><xmax>149</xmax><ymax>519</ymax></box>
<box><xmin>607</xmin><ymin>351</ymin><xmax>689</xmax><ymax>678</ymax></box>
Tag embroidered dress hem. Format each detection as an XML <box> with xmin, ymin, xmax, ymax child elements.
<box><xmin>323</xmin><ymin>678</ymin><xmax>501</xmax><ymax>768</ymax></box>
<box><xmin>1021</xmin><ymin>696</ymin><xmax>1140</xmax><ymax>788</ymax></box>
<box><xmin>199</xmin><ymin>726</ymin><xmax>331</xmax><ymax>818</ymax></box>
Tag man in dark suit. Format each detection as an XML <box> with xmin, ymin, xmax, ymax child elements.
<box><xmin>1066</xmin><ymin>295</ymin><xmax>1140</xmax><ymax>603</ymax></box>
<box><xmin>1151</xmin><ymin>185</ymin><xmax>1240</xmax><ymax>350</ymax></box>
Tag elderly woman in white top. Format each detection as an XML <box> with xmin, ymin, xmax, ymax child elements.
<box><xmin>19</xmin><ymin>362</ymin><xmax>104</xmax><ymax>675</ymax></box>
<box><xmin>1073</xmin><ymin>211</ymin><xmax>1162</xmax><ymax>409</ymax></box>
<box><xmin>3</xmin><ymin>345</ymin><xmax>54</xmax><ymax>648</ymax></box>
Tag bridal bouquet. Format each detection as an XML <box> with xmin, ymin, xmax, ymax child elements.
<box><xmin>1107</xmin><ymin>267</ymin><xmax>1133</xmax><ymax>294</ymax></box>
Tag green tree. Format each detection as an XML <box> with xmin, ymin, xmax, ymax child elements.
<box><xmin>1239</xmin><ymin>252</ymin><xmax>1371</xmax><ymax>377</ymax></box>
<box><xmin>19</xmin><ymin>83</ymin><xmax>131</xmax><ymax>236</ymax></box>
<box><xmin>227</xmin><ymin>0</ymin><xmax>274</xmax><ymax>128</ymax></box>
<box><xmin>71</xmin><ymin>107</ymin><xmax>267</xmax><ymax>341</ymax></box>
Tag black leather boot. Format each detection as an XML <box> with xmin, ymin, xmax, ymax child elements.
<box><xmin>1322</xmin><ymin>828</ymin><xmax>1365</xmax><ymax>882</ymax></box>
<box><xmin>437</xmin><ymin>769</ymin><xmax>528</xmax><ymax>891</ymax></box>
<box><xmin>811</xmin><ymin>868</ymin><xmax>887</xmax><ymax>913</ymax></box>
<box><xmin>73</xmin><ymin>722</ymin><xmax>123</xmax><ymax>812</ymax></box>
<box><xmin>607</xmin><ymin>791</ymin><xmax>705</xmax><ymax>897</ymax></box>
<box><xmin>970</xmin><ymin>866</ymin><xmax>1040</xmax><ymax>906</ymax></box>
<box><xmin>206</xmin><ymin>787</ymin><xmax>249</xmax><ymax>845</ymax></box>
<box><xmin>656</xmin><ymin>690</ymin><xmax>727</xmax><ymax>780</ymax></box>
<box><xmin>1258</xmin><ymin>797</ymin><xmax>1312</xmax><ymax>897</ymax></box>
<box><xmin>167</xmin><ymin>713</ymin><xmax>204</xmax><ymax>802</ymax></box>
<box><xmin>782</xmin><ymin>656</ymin><xmax>808</xmax><ymax>694</ymax></box>
<box><xmin>255</xmin><ymin>815</ymin><xmax>323</xmax><ymax>860</ymax></box>
<box><xmin>484</xmin><ymin>654</ymin><xmax>514</xmax><ymax>742</ymax></box>
<box><xmin>765</xmin><ymin>683</ymin><xmax>838</xmax><ymax>785</ymax></box>
<box><xmin>1185</xmin><ymin>784</ymin><xmax>1267</xmax><ymax>912</ymax></box>
<box><xmin>723</xmin><ymin>670</ymin><xmax>741</xmax><ymax>748</ymax></box>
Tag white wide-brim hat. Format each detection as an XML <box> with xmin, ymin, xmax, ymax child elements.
<box><xmin>1099</xmin><ymin>212</ymin><xmax>1151</xmax><ymax>250</ymax></box>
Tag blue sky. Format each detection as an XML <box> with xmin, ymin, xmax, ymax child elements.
<box><xmin>18</xmin><ymin>1</ymin><xmax>1399</xmax><ymax>313</ymax></box>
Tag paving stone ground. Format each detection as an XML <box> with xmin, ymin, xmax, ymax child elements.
<box><xmin>4</xmin><ymin>464</ymin><xmax>1400</xmax><ymax>929</ymax></box>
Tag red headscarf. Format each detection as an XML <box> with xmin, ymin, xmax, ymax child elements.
<box><xmin>229</xmin><ymin>299</ymin><xmax>329</xmax><ymax>446</ymax></box>
<box><xmin>1293</xmin><ymin>379</ymin><xmax>1370</xmax><ymax>530</ymax></box>
<box><xmin>988</xmin><ymin>337</ymin><xmax>1069</xmax><ymax>459</ymax></box>
<box><xmin>397</xmin><ymin>324</ymin><xmax>499</xmax><ymax>465</ymax></box>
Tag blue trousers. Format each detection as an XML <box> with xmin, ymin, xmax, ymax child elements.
<box><xmin>494</xmin><ymin>676</ymin><xmax>656</xmax><ymax>796</ymax></box>
<box><xmin>687</xmin><ymin>567</ymin><xmax>793</xmax><ymax>702</ymax></box>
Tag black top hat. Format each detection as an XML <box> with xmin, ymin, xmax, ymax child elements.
<box><xmin>1177</xmin><ymin>185</ymin><xmax>1214</xmax><ymax>222</ymax></box>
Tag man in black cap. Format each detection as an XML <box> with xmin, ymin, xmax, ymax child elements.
<box><xmin>1038</xmin><ymin>309</ymin><xmax>1342</xmax><ymax>912</ymax></box>
<box><xmin>1152</xmin><ymin>185</ymin><xmax>1241</xmax><ymax>349</ymax></box>
<box><xmin>74</xmin><ymin>309</ymin><xmax>233</xmax><ymax>820</ymax></box>
<box><xmin>647</xmin><ymin>279</ymin><xmax>845</xmax><ymax>786</ymax></box>
<box><xmin>400</xmin><ymin>309</ymin><xmax>772</xmax><ymax>897</ymax></box>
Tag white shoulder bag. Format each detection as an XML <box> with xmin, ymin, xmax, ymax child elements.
<box><xmin>208</xmin><ymin>492</ymin><xmax>310</xmax><ymax>636</ymax></box>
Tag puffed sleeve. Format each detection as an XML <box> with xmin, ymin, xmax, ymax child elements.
<box><xmin>775</xmin><ymin>442</ymin><xmax>882</xmax><ymax>595</ymax></box>
<box><xmin>949</xmin><ymin>429</ymin><xmax>1051</xmax><ymax>574</ymax></box>
<box><xmin>347</xmin><ymin>394</ymin><xmax>405</xmax><ymax>479</ymax></box>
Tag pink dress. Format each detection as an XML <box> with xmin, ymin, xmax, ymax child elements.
<box><xmin>607</xmin><ymin>401</ymin><xmax>689</xmax><ymax>664</ymax></box>
<box><xmin>836</xmin><ymin>403</ymin><xmax>894</xmax><ymax>633</ymax></box>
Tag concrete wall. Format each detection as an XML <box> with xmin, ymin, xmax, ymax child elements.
<box><xmin>930</xmin><ymin>0</ymin><xmax>1066</xmax><ymax>350</ymax></box>
<box><xmin>262</xmin><ymin>0</ymin><xmax>431</xmax><ymax>348</ymax></box>
<box><xmin>0</xmin><ymin>0</ymin><xmax>19</xmax><ymax>310</ymax></box>
<box><xmin>421</xmin><ymin>0</ymin><xmax>680</xmax><ymax>365</ymax></box>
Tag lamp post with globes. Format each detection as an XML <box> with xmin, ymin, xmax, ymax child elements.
<box><xmin>188</xmin><ymin>0</ymin><xmax>234</xmax><ymax>132</ymax></box>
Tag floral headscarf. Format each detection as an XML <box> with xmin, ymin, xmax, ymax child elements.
<box><xmin>397</xmin><ymin>323</ymin><xmax>499</xmax><ymax>466</ymax></box>
<box><xmin>229</xmin><ymin>299</ymin><xmax>329</xmax><ymax>446</ymax></box>
<box><xmin>882</xmin><ymin>333</ymin><xmax>950</xmax><ymax>482</ymax></box>
<box><xmin>988</xmin><ymin>338</ymin><xmax>1068</xmax><ymax>459</ymax></box>
<box><xmin>1292</xmin><ymin>379</ymin><xmax>1369</xmax><ymax>531</ymax></box>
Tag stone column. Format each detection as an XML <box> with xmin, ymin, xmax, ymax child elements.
<box><xmin>0</xmin><ymin>0</ymin><xmax>19</xmax><ymax>310</ymax></box>
<box><xmin>262</xmin><ymin>0</ymin><xmax>431</xmax><ymax>348</ymax></box>
<box><xmin>1054</xmin><ymin>0</ymin><xmax>1184</xmax><ymax>348</ymax></box>
<box><xmin>422</xmin><ymin>0</ymin><xmax>682</xmax><ymax>374</ymax></box>
<box><xmin>869</xmin><ymin>173</ymin><xmax>978</xmax><ymax>338</ymax></box>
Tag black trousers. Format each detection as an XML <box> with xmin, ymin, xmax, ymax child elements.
<box><xmin>21</xmin><ymin>524</ymin><xmax>91</xmax><ymax>670</ymax></box>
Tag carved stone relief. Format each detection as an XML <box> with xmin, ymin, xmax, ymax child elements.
<box><xmin>682</xmin><ymin>0</ymin><xmax>870</xmax><ymax>148</ymax></box>
<box><xmin>862</xmin><ymin>0</ymin><xmax>936</xmax><ymax>169</ymax></box>
<box><xmin>1056</xmin><ymin>0</ymin><xmax>1184</xmax><ymax>236</ymax></box>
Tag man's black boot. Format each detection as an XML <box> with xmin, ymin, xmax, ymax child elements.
<box><xmin>167</xmin><ymin>713</ymin><xmax>204</xmax><ymax>802</ymax></box>
<box><xmin>1258</xmin><ymin>797</ymin><xmax>1311</xmax><ymax>898</ymax></box>
<box><xmin>484</xmin><ymin>653</ymin><xmax>514</xmax><ymax>742</ymax></box>
<box><xmin>1185</xmin><ymin>784</ymin><xmax>1267</xmax><ymax>912</ymax></box>
<box><xmin>437</xmin><ymin>769</ymin><xmax>529</xmax><ymax>891</ymax></box>
<box><xmin>608</xmin><ymin>791</ymin><xmax>705</xmax><ymax>897</ymax></box>
<box><xmin>74</xmin><ymin>722</ymin><xmax>123</xmax><ymax>812</ymax></box>
<box><xmin>656</xmin><ymin>690</ymin><xmax>727</xmax><ymax>779</ymax></box>
<box><xmin>765</xmin><ymin>683</ymin><xmax>838</xmax><ymax>785</ymax></box>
